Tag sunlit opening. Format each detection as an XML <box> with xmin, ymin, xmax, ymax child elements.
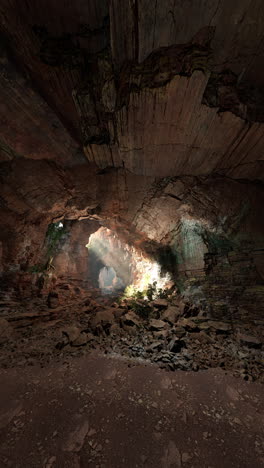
<box><xmin>86</xmin><ymin>227</ymin><xmax>171</xmax><ymax>296</ymax></box>
<box><xmin>98</xmin><ymin>266</ymin><xmax>125</xmax><ymax>295</ymax></box>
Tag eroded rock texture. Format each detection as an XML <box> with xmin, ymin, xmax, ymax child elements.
<box><xmin>0</xmin><ymin>1</ymin><xmax>263</xmax><ymax>328</ymax></box>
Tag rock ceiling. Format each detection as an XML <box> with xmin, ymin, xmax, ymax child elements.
<box><xmin>0</xmin><ymin>0</ymin><xmax>263</xmax><ymax>331</ymax></box>
<box><xmin>1</xmin><ymin>2</ymin><xmax>264</xmax><ymax>412</ymax></box>
<box><xmin>0</xmin><ymin>0</ymin><xmax>264</xmax><ymax>179</ymax></box>
<box><xmin>0</xmin><ymin>0</ymin><xmax>264</xmax><ymax>276</ymax></box>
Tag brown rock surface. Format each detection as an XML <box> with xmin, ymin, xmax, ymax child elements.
<box><xmin>0</xmin><ymin>4</ymin><xmax>263</xmax><ymax>465</ymax></box>
<box><xmin>0</xmin><ymin>352</ymin><xmax>263</xmax><ymax>468</ymax></box>
<box><xmin>162</xmin><ymin>306</ymin><xmax>181</xmax><ymax>325</ymax></box>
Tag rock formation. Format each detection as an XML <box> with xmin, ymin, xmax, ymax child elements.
<box><xmin>0</xmin><ymin>0</ymin><xmax>263</xmax><ymax>374</ymax></box>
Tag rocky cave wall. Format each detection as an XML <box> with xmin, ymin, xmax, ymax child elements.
<box><xmin>0</xmin><ymin>0</ymin><xmax>263</xmax><ymax>322</ymax></box>
<box><xmin>52</xmin><ymin>219</ymin><xmax>100</xmax><ymax>285</ymax></box>
<box><xmin>0</xmin><ymin>155</ymin><xmax>263</xmax><ymax>320</ymax></box>
<box><xmin>52</xmin><ymin>222</ymin><xmax>135</xmax><ymax>291</ymax></box>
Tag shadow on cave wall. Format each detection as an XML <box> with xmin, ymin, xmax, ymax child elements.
<box><xmin>88</xmin><ymin>248</ymin><xmax>105</xmax><ymax>288</ymax></box>
<box><xmin>170</xmin><ymin>218</ymin><xmax>264</xmax><ymax>322</ymax></box>
<box><xmin>23</xmin><ymin>216</ymin><xmax>264</xmax><ymax>322</ymax></box>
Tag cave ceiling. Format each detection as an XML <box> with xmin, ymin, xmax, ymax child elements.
<box><xmin>1</xmin><ymin>1</ymin><xmax>264</xmax><ymax>394</ymax></box>
<box><xmin>0</xmin><ymin>0</ymin><xmax>264</xmax><ymax>180</ymax></box>
<box><xmin>1</xmin><ymin>0</ymin><xmax>264</xmax><ymax>272</ymax></box>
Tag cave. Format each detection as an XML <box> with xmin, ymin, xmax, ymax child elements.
<box><xmin>0</xmin><ymin>1</ymin><xmax>263</xmax><ymax>467</ymax></box>
<box><xmin>86</xmin><ymin>227</ymin><xmax>132</xmax><ymax>294</ymax></box>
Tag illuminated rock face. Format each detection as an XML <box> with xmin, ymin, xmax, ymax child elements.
<box><xmin>52</xmin><ymin>225</ymin><xmax>172</xmax><ymax>295</ymax></box>
<box><xmin>98</xmin><ymin>267</ymin><xmax>124</xmax><ymax>295</ymax></box>
<box><xmin>0</xmin><ymin>1</ymin><xmax>264</xmax><ymax>319</ymax></box>
<box><xmin>86</xmin><ymin>227</ymin><xmax>133</xmax><ymax>291</ymax></box>
<box><xmin>0</xmin><ymin>156</ymin><xmax>263</xmax><ymax>319</ymax></box>
<box><xmin>52</xmin><ymin>220</ymin><xmax>100</xmax><ymax>284</ymax></box>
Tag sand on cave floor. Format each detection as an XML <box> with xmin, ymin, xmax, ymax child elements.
<box><xmin>0</xmin><ymin>351</ymin><xmax>263</xmax><ymax>468</ymax></box>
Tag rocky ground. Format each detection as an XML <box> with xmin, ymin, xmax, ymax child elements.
<box><xmin>0</xmin><ymin>282</ymin><xmax>263</xmax><ymax>467</ymax></box>
<box><xmin>0</xmin><ymin>281</ymin><xmax>263</xmax><ymax>382</ymax></box>
<box><xmin>0</xmin><ymin>351</ymin><xmax>264</xmax><ymax>467</ymax></box>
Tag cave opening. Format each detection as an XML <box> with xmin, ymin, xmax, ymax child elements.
<box><xmin>86</xmin><ymin>227</ymin><xmax>131</xmax><ymax>295</ymax></box>
<box><xmin>1</xmin><ymin>2</ymin><xmax>264</xmax><ymax>463</ymax></box>
<box><xmin>85</xmin><ymin>226</ymin><xmax>172</xmax><ymax>297</ymax></box>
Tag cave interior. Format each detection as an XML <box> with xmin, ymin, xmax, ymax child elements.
<box><xmin>0</xmin><ymin>1</ymin><xmax>264</xmax><ymax>467</ymax></box>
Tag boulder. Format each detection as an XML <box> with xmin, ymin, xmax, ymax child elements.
<box><xmin>62</xmin><ymin>325</ymin><xmax>80</xmax><ymax>343</ymax></box>
<box><xmin>197</xmin><ymin>322</ymin><xmax>210</xmax><ymax>331</ymax></box>
<box><xmin>121</xmin><ymin>311</ymin><xmax>140</xmax><ymax>328</ymax></box>
<box><xmin>238</xmin><ymin>333</ymin><xmax>262</xmax><ymax>349</ymax></box>
<box><xmin>174</xmin><ymin>326</ymin><xmax>186</xmax><ymax>338</ymax></box>
<box><xmin>84</xmin><ymin>299</ymin><xmax>98</xmax><ymax>312</ymax></box>
<box><xmin>162</xmin><ymin>306</ymin><xmax>180</xmax><ymax>325</ymax></box>
<box><xmin>178</xmin><ymin>300</ymin><xmax>187</xmax><ymax>315</ymax></box>
<box><xmin>149</xmin><ymin>319</ymin><xmax>166</xmax><ymax>331</ymax></box>
<box><xmin>72</xmin><ymin>333</ymin><xmax>90</xmax><ymax>347</ymax></box>
<box><xmin>153</xmin><ymin>330</ymin><xmax>169</xmax><ymax>340</ymax></box>
<box><xmin>184</xmin><ymin>304</ymin><xmax>200</xmax><ymax>318</ymax></box>
<box><xmin>90</xmin><ymin>309</ymin><xmax>115</xmax><ymax>329</ymax></box>
<box><xmin>201</xmin><ymin>321</ymin><xmax>230</xmax><ymax>333</ymax></box>
<box><xmin>113</xmin><ymin>308</ymin><xmax>126</xmax><ymax>320</ymax></box>
<box><xmin>191</xmin><ymin>331</ymin><xmax>214</xmax><ymax>344</ymax></box>
<box><xmin>208</xmin><ymin>321</ymin><xmax>232</xmax><ymax>333</ymax></box>
<box><xmin>146</xmin><ymin>341</ymin><xmax>163</xmax><ymax>352</ymax></box>
<box><xmin>109</xmin><ymin>323</ymin><xmax>122</xmax><ymax>335</ymax></box>
<box><xmin>167</xmin><ymin>337</ymin><xmax>185</xmax><ymax>353</ymax></box>
<box><xmin>152</xmin><ymin>298</ymin><xmax>168</xmax><ymax>309</ymax></box>
<box><xmin>122</xmin><ymin>324</ymin><xmax>138</xmax><ymax>335</ymax></box>
<box><xmin>178</xmin><ymin>318</ymin><xmax>199</xmax><ymax>332</ymax></box>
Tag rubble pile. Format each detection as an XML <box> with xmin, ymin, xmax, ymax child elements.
<box><xmin>0</xmin><ymin>283</ymin><xmax>263</xmax><ymax>382</ymax></box>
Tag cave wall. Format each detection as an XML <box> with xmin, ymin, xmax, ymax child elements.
<box><xmin>0</xmin><ymin>1</ymin><xmax>264</xmax><ymax>180</ymax></box>
<box><xmin>52</xmin><ymin>219</ymin><xmax>100</xmax><ymax>284</ymax></box>
<box><xmin>0</xmin><ymin>154</ymin><xmax>263</xmax><ymax>321</ymax></box>
<box><xmin>0</xmin><ymin>0</ymin><xmax>263</xmax><ymax>321</ymax></box>
<box><xmin>133</xmin><ymin>175</ymin><xmax>264</xmax><ymax>320</ymax></box>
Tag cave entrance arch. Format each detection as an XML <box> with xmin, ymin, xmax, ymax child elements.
<box><xmin>98</xmin><ymin>266</ymin><xmax>125</xmax><ymax>295</ymax></box>
<box><xmin>86</xmin><ymin>226</ymin><xmax>172</xmax><ymax>296</ymax></box>
<box><xmin>86</xmin><ymin>227</ymin><xmax>133</xmax><ymax>295</ymax></box>
<box><xmin>47</xmin><ymin>220</ymin><xmax>172</xmax><ymax>296</ymax></box>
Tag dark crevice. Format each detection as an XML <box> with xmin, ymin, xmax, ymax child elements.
<box><xmin>202</xmin><ymin>69</ymin><xmax>264</xmax><ymax>123</ymax></box>
<box><xmin>132</xmin><ymin>0</ymin><xmax>139</xmax><ymax>62</ymax></box>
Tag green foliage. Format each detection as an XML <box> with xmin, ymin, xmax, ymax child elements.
<box><xmin>175</xmin><ymin>278</ymin><xmax>185</xmax><ymax>294</ymax></box>
<box><xmin>46</xmin><ymin>222</ymin><xmax>66</xmax><ymax>257</ymax></box>
<box><xmin>130</xmin><ymin>299</ymin><xmax>152</xmax><ymax>320</ymax></box>
<box><xmin>123</xmin><ymin>284</ymin><xmax>137</xmax><ymax>298</ymax></box>
<box><xmin>28</xmin><ymin>222</ymin><xmax>65</xmax><ymax>275</ymax></box>
<box><xmin>157</xmin><ymin>287</ymin><xmax>170</xmax><ymax>299</ymax></box>
<box><xmin>27</xmin><ymin>257</ymin><xmax>54</xmax><ymax>275</ymax></box>
<box><xmin>134</xmin><ymin>290</ymin><xmax>145</xmax><ymax>300</ymax></box>
<box><xmin>122</xmin><ymin>281</ymin><xmax>171</xmax><ymax>302</ymax></box>
<box><xmin>27</xmin><ymin>263</ymin><xmax>46</xmax><ymax>274</ymax></box>
<box><xmin>146</xmin><ymin>281</ymin><xmax>157</xmax><ymax>301</ymax></box>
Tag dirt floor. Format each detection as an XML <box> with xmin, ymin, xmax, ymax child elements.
<box><xmin>0</xmin><ymin>351</ymin><xmax>263</xmax><ymax>468</ymax></box>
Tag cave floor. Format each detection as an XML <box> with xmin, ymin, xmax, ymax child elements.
<box><xmin>0</xmin><ymin>351</ymin><xmax>263</xmax><ymax>468</ymax></box>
